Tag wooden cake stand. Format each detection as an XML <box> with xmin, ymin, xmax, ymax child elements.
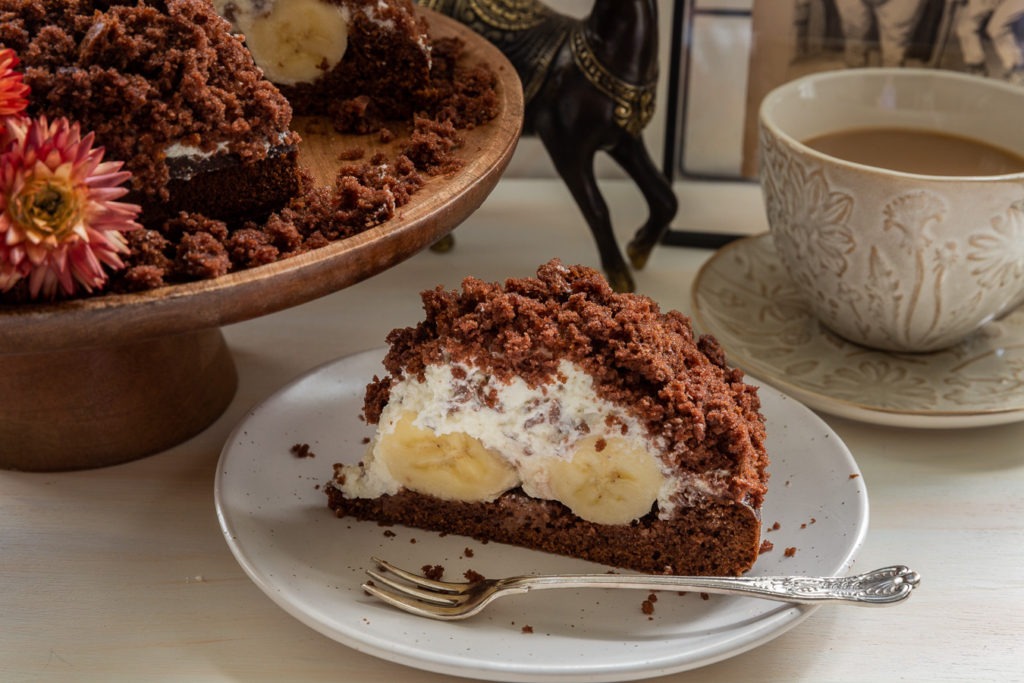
<box><xmin>0</xmin><ymin>11</ymin><xmax>523</xmax><ymax>471</ymax></box>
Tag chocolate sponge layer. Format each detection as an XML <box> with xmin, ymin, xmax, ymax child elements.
<box><xmin>326</xmin><ymin>484</ymin><xmax>761</xmax><ymax>576</ymax></box>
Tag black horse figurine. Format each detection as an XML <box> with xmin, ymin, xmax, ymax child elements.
<box><xmin>418</xmin><ymin>0</ymin><xmax>678</xmax><ymax>292</ymax></box>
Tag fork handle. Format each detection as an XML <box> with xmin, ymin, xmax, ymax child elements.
<box><xmin>505</xmin><ymin>565</ymin><xmax>919</xmax><ymax>606</ymax></box>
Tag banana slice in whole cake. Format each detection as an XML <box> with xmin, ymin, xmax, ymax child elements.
<box><xmin>214</xmin><ymin>0</ymin><xmax>351</xmax><ymax>85</ymax></box>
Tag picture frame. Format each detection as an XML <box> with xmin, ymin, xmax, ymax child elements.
<box><xmin>660</xmin><ymin>0</ymin><xmax>756</xmax><ymax>248</ymax></box>
<box><xmin>660</xmin><ymin>0</ymin><xmax>1024</xmax><ymax>248</ymax></box>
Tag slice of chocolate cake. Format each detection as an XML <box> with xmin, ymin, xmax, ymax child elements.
<box><xmin>212</xmin><ymin>0</ymin><xmax>432</xmax><ymax>132</ymax></box>
<box><xmin>326</xmin><ymin>260</ymin><xmax>770</xmax><ymax>576</ymax></box>
<box><xmin>0</xmin><ymin>0</ymin><xmax>301</xmax><ymax>229</ymax></box>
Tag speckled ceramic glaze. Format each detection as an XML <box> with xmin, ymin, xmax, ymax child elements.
<box><xmin>758</xmin><ymin>68</ymin><xmax>1024</xmax><ymax>352</ymax></box>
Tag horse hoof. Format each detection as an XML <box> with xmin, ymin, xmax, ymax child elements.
<box><xmin>626</xmin><ymin>239</ymin><xmax>651</xmax><ymax>270</ymax></box>
<box><xmin>430</xmin><ymin>233</ymin><xmax>456</xmax><ymax>253</ymax></box>
<box><xmin>606</xmin><ymin>266</ymin><xmax>635</xmax><ymax>293</ymax></box>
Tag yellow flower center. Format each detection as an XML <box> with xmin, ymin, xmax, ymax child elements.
<box><xmin>9</xmin><ymin>176</ymin><xmax>83</xmax><ymax>243</ymax></box>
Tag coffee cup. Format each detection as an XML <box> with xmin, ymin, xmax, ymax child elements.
<box><xmin>758</xmin><ymin>68</ymin><xmax>1024</xmax><ymax>352</ymax></box>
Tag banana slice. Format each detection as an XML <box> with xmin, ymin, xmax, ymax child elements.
<box><xmin>546</xmin><ymin>437</ymin><xmax>664</xmax><ymax>525</ymax></box>
<box><xmin>375</xmin><ymin>412</ymin><xmax>520</xmax><ymax>502</ymax></box>
<box><xmin>213</xmin><ymin>0</ymin><xmax>350</xmax><ymax>85</ymax></box>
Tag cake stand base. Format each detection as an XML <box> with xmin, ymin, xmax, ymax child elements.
<box><xmin>0</xmin><ymin>328</ymin><xmax>237</xmax><ymax>471</ymax></box>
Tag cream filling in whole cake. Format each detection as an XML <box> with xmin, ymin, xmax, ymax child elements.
<box><xmin>337</xmin><ymin>360</ymin><xmax>730</xmax><ymax>526</ymax></box>
<box><xmin>162</xmin><ymin>132</ymin><xmax>295</xmax><ymax>181</ymax></box>
<box><xmin>164</xmin><ymin>140</ymin><xmax>231</xmax><ymax>160</ymax></box>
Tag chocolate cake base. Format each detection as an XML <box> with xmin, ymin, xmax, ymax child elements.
<box><xmin>135</xmin><ymin>146</ymin><xmax>301</xmax><ymax>229</ymax></box>
<box><xmin>326</xmin><ymin>485</ymin><xmax>762</xmax><ymax>576</ymax></box>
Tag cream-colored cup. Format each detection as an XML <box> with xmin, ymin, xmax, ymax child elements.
<box><xmin>758</xmin><ymin>68</ymin><xmax>1024</xmax><ymax>352</ymax></box>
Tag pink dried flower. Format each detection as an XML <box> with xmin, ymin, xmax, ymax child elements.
<box><xmin>0</xmin><ymin>48</ymin><xmax>30</xmax><ymax>118</ymax></box>
<box><xmin>0</xmin><ymin>116</ymin><xmax>142</xmax><ymax>298</ymax></box>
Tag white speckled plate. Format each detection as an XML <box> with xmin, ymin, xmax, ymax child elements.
<box><xmin>215</xmin><ymin>347</ymin><xmax>867</xmax><ymax>682</ymax></box>
<box><xmin>692</xmin><ymin>234</ymin><xmax>1024</xmax><ymax>429</ymax></box>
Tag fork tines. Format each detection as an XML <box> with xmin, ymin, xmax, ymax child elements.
<box><xmin>363</xmin><ymin>557</ymin><xmax>468</xmax><ymax>609</ymax></box>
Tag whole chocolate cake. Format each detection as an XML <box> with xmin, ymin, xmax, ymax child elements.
<box><xmin>326</xmin><ymin>260</ymin><xmax>770</xmax><ymax>576</ymax></box>
<box><xmin>0</xmin><ymin>0</ymin><xmax>498</xmax><ymax>300</ymax></box>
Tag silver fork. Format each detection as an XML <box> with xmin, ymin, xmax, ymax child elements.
<box><xmin>363</xmin><ymin>557</ymin><xmax>920</xmax><ymax>620</ymax></box>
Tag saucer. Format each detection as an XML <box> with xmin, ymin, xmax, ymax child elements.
<box><xmin>691</xmin><ymin>234</ymin><xmax>1024</xmax><ymax>428</ymax></box>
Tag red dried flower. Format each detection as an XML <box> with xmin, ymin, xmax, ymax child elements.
<box><xmin>0</xmin><ymin>116</ymin><xmax>142</xmax><ymax>298</ymax></box>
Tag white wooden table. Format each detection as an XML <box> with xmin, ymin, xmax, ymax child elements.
<box><xmin>2</xmin><ymin>179</ymin><xmax>1021</xmax><ymax>682</ymax></box>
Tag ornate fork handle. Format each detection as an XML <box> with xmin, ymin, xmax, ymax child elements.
<box><xmin>504</xmin><ymin>565</ymin><xmax>920</xmax><ymax>606</ymax></box>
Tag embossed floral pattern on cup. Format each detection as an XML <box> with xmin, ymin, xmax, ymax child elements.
<box><xmin>760</xmin><ymin>122</ymin><xmax>1024</xmax><ymax>351</ymax></box>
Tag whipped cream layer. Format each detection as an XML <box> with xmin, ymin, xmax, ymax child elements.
<box><xmin>337</xmin><ymin>360</ymin><xmax>733</xmax><ymax>525</ymax></box>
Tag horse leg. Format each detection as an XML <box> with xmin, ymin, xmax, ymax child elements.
<box><xmin>608</xmin><ymin>136</ymin><xmax>679</xmax><ymax>270</ymax></box>
<box><xmin>429</xmin><ymin>233</ymin><xmax>455</xmax><ymax>253</ymax></box>
<box><xmin>537</xmin><ymin>124</ymin><xmax>635</xmax><ymax>293</ymax></box>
